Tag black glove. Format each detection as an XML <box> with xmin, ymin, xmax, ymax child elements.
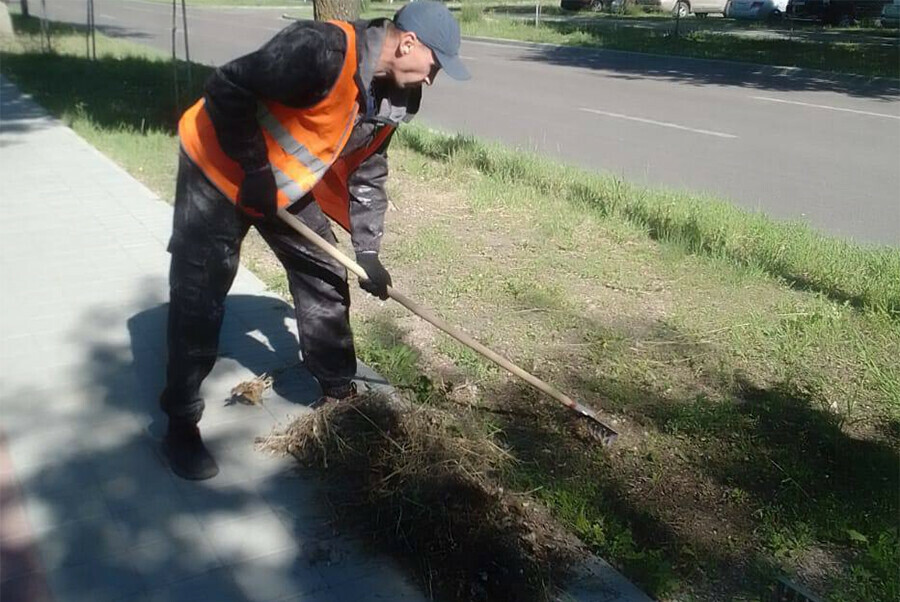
<box><xmin>237</xmin><ymin>167</ymin><xmax>277</xmax><ymax>219</ymax></box>
<box><xmin>356</xmin><ymin>252</ymin><xmax>392</xmax><ymax>300</ymax></box>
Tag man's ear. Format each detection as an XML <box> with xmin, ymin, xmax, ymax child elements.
<box><xmin>398</xmin><ymin>31</ymin><xmax>418</xmax><ymax>56</ymax></box>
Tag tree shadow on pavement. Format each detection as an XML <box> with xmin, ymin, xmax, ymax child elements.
<box><xmin>126</xmin><ymin>291</ymin><xmax>319</xmax><ymax>436</ymax></box>
<box><xmin>0</xmin><ymin>278</ymin><xmax>396</xmax><ymax>601</ymax></box>
<box><xmin>0</xmin><ymin>79</ymin><xmax>59</xmax><ymax>141</ymax></box>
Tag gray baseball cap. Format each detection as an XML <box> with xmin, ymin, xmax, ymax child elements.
<box><xmin>393</xmin><ymin>1</ymin><xmax>470</xmax><ymax>81</ymax></box>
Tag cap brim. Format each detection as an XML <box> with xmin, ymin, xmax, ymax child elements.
<box><xmin>434</xmin><ymin>49</ymin><xmax>470</xmax><ymax>81</ymax></box>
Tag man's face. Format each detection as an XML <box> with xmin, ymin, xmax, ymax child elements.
<box><xmin>393</xmin><ymin>33</ymin><xmax>440</xmax><ymax>88</ymax></box>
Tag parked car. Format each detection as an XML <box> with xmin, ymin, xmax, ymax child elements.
<box><xmin>880</xmin><ymin>0</ymin><xmax>900</xmax><ymax>25</ymax></box>
<box><xmin>726</xmin><ymin>0</ymin><xmax>789</xmax><ymax>19</ymax></box>
<box><xmin>660</xmin><ymin>0</ymin><xmax>729</xmax><ymax>17</ymax></box>
<box><xmin>788</xmin><ymin>0</ymin><xmax>890</xmax><ymax>24</ymax></box>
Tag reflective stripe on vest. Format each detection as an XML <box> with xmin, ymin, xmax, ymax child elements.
<box><xmin>256</xmin><ymin>103</ymin><xmax>329</xmax><ymax>179</ymax></box>
<box><xmin>177</xmin><ymin>20</ymin><xmax>361</xmax><ymax>215</ymax></box>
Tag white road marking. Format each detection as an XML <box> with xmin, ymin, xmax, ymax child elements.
<box><xmin>459</xmin><ymin>55</ymin><xmax>478</xmax><ymax>61</ymax></box>
<box><xmin>99</xmin><ymin>14</ymin><xmax>117</xmax><ymax>20</ymax></box>
<box><xmin>752</xmin><ymin>96</ymin><xmax>900</xmax><ymax>120</ymax></box>
<box><xmin>578</xmin><ymin>108</ymin><xmax>738</xmax><ymax>139</ymax></box>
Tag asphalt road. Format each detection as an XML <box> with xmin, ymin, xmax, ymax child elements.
<box><xmin>39</xmin><ymin>0</ymin><xmax>900</xmax><ymax>245</ymax></box>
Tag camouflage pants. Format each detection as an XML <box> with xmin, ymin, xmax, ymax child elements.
<box><xmin>160</xmin><ymin>152</ymin><xmax>356</xmax><ymax>424</ymax></box>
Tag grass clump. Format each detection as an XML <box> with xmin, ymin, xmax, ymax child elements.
<box><xmin>263</xmin><ymin>392</ymin><xmax>580</xmax><ymax>602</ymax></box>
<box><xmin>459</xmin><ymin>2</ymin><xmax>485</xmax><ymax>24</ymax></box>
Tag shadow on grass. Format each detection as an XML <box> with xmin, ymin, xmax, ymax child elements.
<box><xmin>622</xmin><ymin>371</ymin><xmax>899</xmax><ymax>534</ymax></box>
<box><xmin>2</xmin><ymin>17</ymin><xmax>211</xmax><ymax>136</ymax></box>
<box><xmin>537</xmin><ymin>319</ymin><xmax>896</xmax><ymax>599</ymax></box>
<box><xmin>9</xmin><ymin>11</ymin><xmax>157</xmax><ymax>42</ymax></box>
<box><xmin>354</xmin><ymin>308</ymin><xmax>899</xmax><ymax>601</ymax></box>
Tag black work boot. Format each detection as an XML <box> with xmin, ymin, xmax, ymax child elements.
<box><xmin>163</xmin><ymin>421</ymin><xmax>219</xmax><ymax>481</ymax></box>
<box><xmin>310</xmin><ymin>382</ymin><xmax>358</xmax><ymax>410</ymax></box>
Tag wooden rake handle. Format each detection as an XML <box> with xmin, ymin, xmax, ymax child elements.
<box><xmin>276</xmin><ymin>208</ymin><xmax>618</xmax><ymax>442</ymax></box>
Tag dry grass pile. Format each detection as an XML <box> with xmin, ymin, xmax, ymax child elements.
<box><xmin>264</xmin><ymin>392</ymin><xmax>582</xmax><ymax>602</ymax></box>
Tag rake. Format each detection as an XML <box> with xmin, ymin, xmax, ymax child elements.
<box><xmin>278</xmin><ymin>208</ymin><xmax>619</xmax><ymax>445</ymax></box>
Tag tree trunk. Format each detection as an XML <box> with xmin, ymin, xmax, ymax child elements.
<box><xmin>21</xmin><ymin>0</ymin><xmax>30</xmax><ymax>18</ymax></box>
<box><xmin>313</xmin><ymin>0</ymin><xmax>358</xmax><ymax>22</ymax></box>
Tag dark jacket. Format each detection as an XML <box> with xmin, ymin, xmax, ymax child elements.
<box><xmin>202</xmin><ymin>18</ymin><xmax>420</xmax><ymax>254</ymax></box>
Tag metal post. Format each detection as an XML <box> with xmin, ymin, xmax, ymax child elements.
<box><xmin>171</xmin><ymin>0</ymin><xmax>180</xmax><ymax>112</ymax></box>
<box><xmin>89</xmin><ymin>0</ymin><xmax>96</xmax><ymax>60</ymax></box>
<box><xmin>180</xmin><ymin>0</ymin><xmax>192</xmax><ymax>95</ymax></box>
<box><xmin>674</xmin><ymin>4</ymin><xmax>681</xmax><ymax>39</ymax></box>
<box><xmin>39</xmin><ymin>0</ymin><xmax>49</xmax><ymax>51</ymax></box>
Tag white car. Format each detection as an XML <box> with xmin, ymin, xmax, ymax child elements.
<box><xmin>725</xmin><ymin>0</ymin><xmax>789</xmax><ymax>19</ymax></box>
<box><xmin>659</xmin><ymin>0</ymin><xmax>729</xmax><ymax>17</ymax></box>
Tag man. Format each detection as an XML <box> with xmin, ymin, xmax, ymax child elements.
<box><xmin>161</xmin><ymin>1</ymin><xmax>469</xmax><ymax>480</ymax></box>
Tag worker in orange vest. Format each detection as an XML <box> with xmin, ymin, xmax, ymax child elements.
<box><xmin>161</xmin><ymin>1</ymin><xmax>469</xmax><ymax>480</ymax></box>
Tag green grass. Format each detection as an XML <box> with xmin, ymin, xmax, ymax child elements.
<box><xmin>0</xmin><ymin>17</ymin><xmax>200</xmax><ymax>198</ymax></box>
<box><xmin>3</xmin><ymin>18</ymin><xmax>898</xmax><ymax>601</ymax></box>
<box><xmin>354</xmin><ymin>315</ymin><xmax>427</xmax><ymax>388</ymax></box>
<box><xmin>370</xmin><ymin>139</ymin><xmax>900</xmax><ymax>599</ymax></box>
<box><xmin>395</xmin><ymin>129</ymin><xmax>900</xmax><ymax>319</ymax></box>
<box><xmin>460</xmin><ymin>17</ymin><xmax>900</xmax><ymax>78</ymax></box>
<box><xmin>435</xmin><ymin>335</ymin><xmax>499</xmax><ymax>380</ymax></box>
<box><xmin>392</xmin><ymin>223</ymin><xmax>460</xmax><ymax>263</ymax></box>
<box><xmin>373</xmin><ymin>130</ymin><xmax>897</xmax><ymax>601</ymax></box>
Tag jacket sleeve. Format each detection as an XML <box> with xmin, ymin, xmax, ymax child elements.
<box><xmin>348</xmin><ymin>129</ymin><xmax>395</xmax><ymax>255</ymax></box>
<box><xmin>201</xmin><ymin>21</ymin><xmax>346</xmax><ymax>172</ymax></box>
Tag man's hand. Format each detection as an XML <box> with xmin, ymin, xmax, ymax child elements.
<box><xmin>238</xmin><ymin>167</ymin><xmax>277</xmax><ymax>219</ymax></box>
<box><xmin>356</xmin><ymin>252</ymin><xmax>392</xmax><ymax>300</ymax></box>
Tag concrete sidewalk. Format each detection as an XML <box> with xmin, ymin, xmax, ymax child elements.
<box><xmin>0</xmin><ymin>78</ymin><xmax>653</xmax><ymax>602</ymax></box>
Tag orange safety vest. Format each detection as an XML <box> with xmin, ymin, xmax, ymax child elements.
<box><xmin>178</xmin><ymin>20</ymin><xmax>394</xmax><ymax>230</ymax></box>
